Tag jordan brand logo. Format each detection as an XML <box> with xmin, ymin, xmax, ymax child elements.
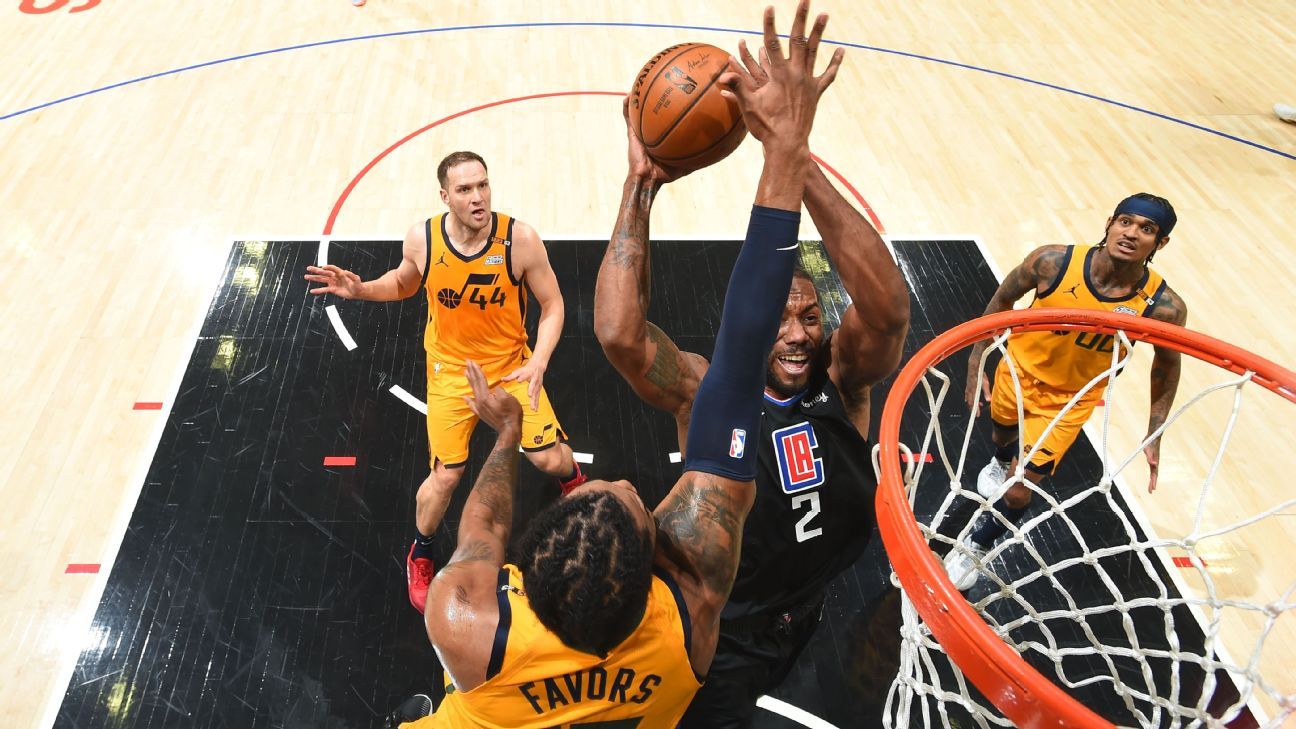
<box><xmin>1063</xmin><ymin>283</ymin><xmax>1080</xmax><ymax>299</ymax></box>
<box><xmin>434</xmin><ymin>253</ymin><xmax>448</xmax><ymax>268</ymax></box>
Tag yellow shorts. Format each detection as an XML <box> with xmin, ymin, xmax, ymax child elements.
<box><xmin>425</xmin><ymin>358</ymin><xmax>566</xmax><ymax>468</ymax></box>
<box><xmin>989</xmin><ymin>359</ymin><xmax>1099</xmax><ymax>475</ymax></box>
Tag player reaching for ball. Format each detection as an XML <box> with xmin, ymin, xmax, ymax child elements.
<box><xmin>384</xmin><ymin>3</ymin><xmax>845</xmax><ymax>727</ymax></box>
<box><xmin>596</xmin><ymin>29</ymin><xmax>908</xmax><ymax>729</ymax></box>
<box><xmin>304</xmin><ymin>151</ymin><xmax>586</xmax><ymax>615</ymax></box>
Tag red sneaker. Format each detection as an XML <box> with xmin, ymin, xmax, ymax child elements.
<box><xmin>558</xmin><ymin>460</ymin><xmax>588</xmax><ymax>496</ymax></box>
<box><xmin>406</xmin><ymin>542</ymin><xmax>435</xmax><ymax>614</ymax></box>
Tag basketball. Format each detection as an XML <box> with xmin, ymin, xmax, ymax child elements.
<box><xmin>628</xmin><ymin>43</ymin><xmax>747</xmax><ymax>170</ymax></box>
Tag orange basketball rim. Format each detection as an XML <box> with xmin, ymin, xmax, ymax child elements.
<box><xmin>874</xmin><ymin>308</ymin><xmax>1296</xmax><ymax>729</ymax></box>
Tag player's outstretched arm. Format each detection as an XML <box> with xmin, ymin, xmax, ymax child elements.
<box><xmin>304</xmin><ymin>222</ymin><xmax>426</xmax><ymax>301</ymax></box>
<box><xmin>1143</xmin><ymin>286</ymin><xmax>1188</xmax><ymax>493</ymax></box>
<box><xmin>804</xmin><ymin>161</ymin><xmax>910</xmax><ymax>396</ymax></box>
<box><xmin>964</xmin><ymin>244</ymin><xmax>1069</xmax><ymax>409</ymax></box>
<box><xmin>653</xmin><ymin>0</ymin><xmax>841</xmax><ymax>677</ymax></box>
<box><xmin>594</xmin><ymin>99</ymin><xmax>706</xmax><ymax>420</ymax></box>
<box><xmin>501</xmin><ymin>222</ymin><xmax>563</xmax><ymax>411</ymax></box>
<box><xmin>652</xmin><ymin>470</ymin><xmax>754</xmax><ymax>676</ymax></box>
<box><xmin>423</xmin><ymin>360</ymin><xmax>520</xmax><ymax>692</ymax></box>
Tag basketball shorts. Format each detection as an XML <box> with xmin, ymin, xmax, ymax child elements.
<box><xmin>989</xmin><ymin>358</ymin><xmax>1100</xmax><ymax>475</ymax></box>
<box><xmin>678</xmin><ymin>597</ymin><xmax>825</xmax><ymax>729</ymax></box>
<box><xmin>425</xmin><ymin>356</ymin><xmax>566</xmax><ymax>469</ymax></box>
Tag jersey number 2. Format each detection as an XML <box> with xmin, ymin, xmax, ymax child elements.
<box><xmin>792</xmin><ymin>492</ymin><xmax>823</xmax><ymax>542</ymax></box>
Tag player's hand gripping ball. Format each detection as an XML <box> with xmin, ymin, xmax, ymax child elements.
<box><xmin>628</xmin><ymin>43</ymin><xmax>748</xmax><ymax>171</ymax></box>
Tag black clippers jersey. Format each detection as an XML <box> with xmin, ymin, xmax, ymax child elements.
<box><xmin>721</xmin><ymin>371</ymin><xmax>877</xmax><ymax>620</ymax></box>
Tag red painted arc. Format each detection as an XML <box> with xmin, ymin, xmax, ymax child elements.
<box><xmin>324</xmin><ymin>90</ymin><xmax>885</xmax><ymax>236</ymax></box>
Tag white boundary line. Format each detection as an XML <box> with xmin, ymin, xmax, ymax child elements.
<box><xmin>756</xmin><ymin>695</ymin><xmax>843</xmax><ymax>729</ymax></box>
<box><xmin>956</xmin><ymin>236</ymin><xmax>1267</xmax><ymax>726</ymax></box>
<box><xmin>37</xmin><ymin>239</ymin><xmax>238</xmax><ymax>729</ymax></box>
<box><xmin>325</xmin><ymin>305</ymin><xmax>358</xmax><ymax>351</ymax></box>
<box><xmin>389</xmin><ymin>384</ymin><xmax>428</xmax><ymax>415</ymax></box>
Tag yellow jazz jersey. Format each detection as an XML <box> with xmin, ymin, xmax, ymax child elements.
<box><xmin>1007</xmin><ymin>245</ymin><xmax>1167</xmax><ymax>392</ymax></box>
<box><xmin>420</xmin><ymin>564</ymin><xmax>703</xmax><ymax>729</ymax></box>
<box><xmin>423</xmin><ymin>212</ymin><xmax>530</xmax><ymax>380</ymax></box>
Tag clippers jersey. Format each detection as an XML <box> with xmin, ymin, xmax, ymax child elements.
<box><xmin>1007</xmin><ymin>245</ymin><xmax>1167</xmax><ymax>392</ymax></box>
<box><xmin>424</xmin><ymin>212</ymin><xmax>530</xmax><ymax>379</ymax></box>
<box><xmin>425</xmin><ymin>565</ymin><xmax>702</xmax><ymax>729</ymax></box>
<box><xmin>723</xmin><ymin>369</ymin><xmax>876</xmax><ymax>619</ymax></box>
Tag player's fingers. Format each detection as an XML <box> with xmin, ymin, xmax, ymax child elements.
<box><xmin>465</xmin><ymin>360</ymin><xmax>488</xmax><ymax>399</ymax></box>
<box><xmin>308</xmin><ymin>286</ymin><xmax>331</xmax><ymax>295</ymax></box>
<box><xmin>761</xmin><ymin>5</ymin><xmax>783</xmax><ymax>63</ymax></box>
<box><xmin>804</xmin><ymin>12</ymin><xmax>827</xmax><ymax>72</ymax></box>
<box><xmin>816</xmin><ymin>47</ymin><xmax>844</xmax><ymax>94</ymax></box>
<box><xmin>787</xmin><ymin>0</ymin><xmax>810</xmax><ymax>65</ymax></box>
<box><xmin>737</xmin><ymin>39</ymin><xmax>764</xmax><ymax>80</ymax></box>
<box><xmin>717</xmin><ymin>69</ymin><xmax>747</xmax><ymax>102</ymax></box>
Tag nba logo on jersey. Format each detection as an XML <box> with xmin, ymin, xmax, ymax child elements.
<box><xmin>729</xmin><ymin>429</ymin><xmax>746</xmax><ymax>458</ymax></box>
<box><xmin>772</xmin><ymin>422</ymin><xmax>824</xmax><ymax>493</ymax></box>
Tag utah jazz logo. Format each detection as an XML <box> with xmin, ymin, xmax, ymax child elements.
<box><xmin>436</xmin><ymin>273</ymin><xmax>506</xmax><ymax>310</ymax></box>
<box><xmin>772</xmin><ymin>422</ymin><xmax>824</xmax><ymax>494</ymax></box>
<box><xmin>663</xmin><ymin>66</ymin><xmax>698</xmax><ymax>94</ymax></box>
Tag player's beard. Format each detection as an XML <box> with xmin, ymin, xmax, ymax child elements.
<box><xmin>765</xmin><ymin>348</ymin><xmax>819</xmax><ymax>398</ymax></box>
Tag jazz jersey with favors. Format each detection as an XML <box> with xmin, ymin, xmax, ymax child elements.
<box><xmin>723</xmin><ymin>369</ymin><xmax>876</xmax><ymax>620</ymax></box>
<box><xmin>418</xmin><ymin>564</ymin><xmax>702</xmax><ymax>729</ymax></box>
<box><xmin>1007</xmin><ymin>244</ymin><xmax>1168</xmax><ymax>392</ymax></box>
<box><xmin>423</xmin><ymin>212</ymin><xmax>531</xmax><ymax>379</ymax></box>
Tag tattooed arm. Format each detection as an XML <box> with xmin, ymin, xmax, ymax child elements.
<box><xmin>424</xmin><ymin>361</ymin><xmax>522</xmax><ymax>692</ymax></box>
<box><xmin>1143</xmin><ymin>286</ymin><xmax>1188</xmax><ymax>493</ymax></box>
<box><xmin>594</xmin><ymin>102</ymin><xmax>708</xmax><ymax>445</ymax></box>
<box><xmin>653</xmin><ymin>471</ymin><xmax>756</xmax><ymax>677</ymax></box>
<box><xmin>965</xmin><ymin>244</ymin><xmax>1069</xmax><ymax>409</ymax></box>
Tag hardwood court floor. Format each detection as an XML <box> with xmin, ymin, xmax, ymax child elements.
<box><xmin>2</xmin><ymin>2</ymin><xmax>1294</xmax><ymax>727</ymax></box>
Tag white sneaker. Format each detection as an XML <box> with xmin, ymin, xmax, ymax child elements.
<box><xmin>943</xmin><ymin>534</ymin><xmax>988</xmax><ymax>591</ymax></box>
<box><xmin>976</xmin><ymin>458</ymin><xmax>1011</xmax><ymax>500</ymax></box>
<box><xmin>1276</xmin><ymin>104</ymin><xmax>1296</xmax><ymax>123</ymax></box>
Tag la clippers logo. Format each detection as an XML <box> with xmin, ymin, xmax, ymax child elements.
<box><xmin>772</xmin><ymin>422</ymin><xmax>824</xmax><ymax>494</ymax></box>
<box><xmin>729</xmin><ymin>429</ymin><xmax>746</xmax><ymax>459</ymax></box>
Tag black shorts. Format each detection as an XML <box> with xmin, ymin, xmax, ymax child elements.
<box><xmin>679</xmin><ymin>599</ymin><xmax>824</xmax><ymax>729</ymax></box>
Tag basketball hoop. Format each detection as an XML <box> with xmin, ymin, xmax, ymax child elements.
<box><xmin>874</xmin><ymin>308</ymin><xmax>1296</xmax><ymax>729</ymax></box>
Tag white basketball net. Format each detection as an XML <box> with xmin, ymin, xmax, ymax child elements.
<box><xmin>880</xmin><ymin>325</ymin><xmax>1296</xmax><ymax>729</ymax></box>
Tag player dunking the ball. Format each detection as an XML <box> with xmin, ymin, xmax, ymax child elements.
<box><xmin>385</xmin><ymin>3</ymin><xmax>844</xmax><ymax>726</ymax></box>
<box><xmin>945</xmin><ymin>193</ymin><xmax>1189</xmax><ymax>591</ymax></box>
<box><xmin>305</xmin><ymin>152</ymin><xmax>585</xmax><ymax>613</ymax></box>
<box><xmin>594</xmin><ymin>32</ymin><xmax>910</xmax><ymax>729</ymax></box>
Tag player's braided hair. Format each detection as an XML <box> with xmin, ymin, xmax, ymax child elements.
<box><xmin>436</xmin><ymin>151</ymin><xmax>488</xmax><ymax>189</ymax></box>
<box><xmin>517</xmin><ymin>490</ymin><xmax>654</xmax><ymax>656</ymax></box>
